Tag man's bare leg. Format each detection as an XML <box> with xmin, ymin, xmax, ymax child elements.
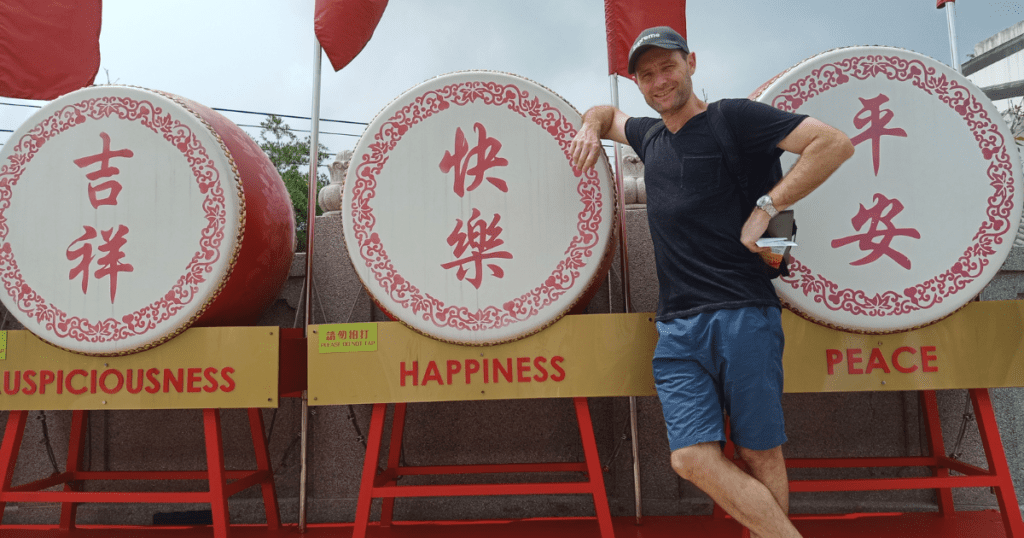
<box><xmin>737</xmin><ymin>445</ymin><xmax>791</xmax><ymax>538</ymax></box>
<box><xmin>671</xmin><ymin>442</ymin><xmax>801</xmax><ymax>538</ymax></box>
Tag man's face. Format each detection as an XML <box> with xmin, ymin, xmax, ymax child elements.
<box><xmin>634</xmin><ymin>48</ymin><xmax>695</xmax><ymax>115</ymax></box>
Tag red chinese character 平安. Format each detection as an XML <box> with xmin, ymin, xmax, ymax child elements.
<box><xmin>830</xmin><ymin>193</ymin><xmax>920</xmax><ymax>270</ymax></box>
<box><xmin>850</xmin><ymin>94</ymin><xmax>908</xmax><ymax>176</ymax></box>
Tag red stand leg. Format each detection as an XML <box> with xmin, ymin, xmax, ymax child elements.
<box><xmin>352</xmin><ymin>400</ymin><xmax>615</xmax><ymax>537</ymax></box>
<box><xmin>354</xmin><ymin>403</ymin><xmax>388</xmax><ymax>538</ymax></box>
<box><xmin>574</xmin><ymin>397</ymin><xmax>615</xmax><ymax>538</ymax></box>
<box><xmin>380</xmin><ymin>402</ymin><xmax>408</xmax><ymax>527</ymax></box>
<box><xmin>921</xmin><ymin>391</ymin><xmax>956</xmax><ymax>514</ymax></box>
<box><xmin>970</xmin><ymin>388</ymin><xmax>1024</xmax><ymax>538</ymax></box>
<box><xmin>0</xmin><ymin>410</ymin><xmax>28</xmax><ymax>524</ymax></box>
<box><xmin>59</xmin><ymin>409</ymin><xmax>88</xmax><ymax>531</ymax></box>
<box><xmin>247</xmin><ymin>408</ymin><xmax>281</xmax><ymax>529</ymax></box>
<box><xmin>204</xmin><ymin>409</ymin><xmax>230</xmax><ymax>538</ymax></box>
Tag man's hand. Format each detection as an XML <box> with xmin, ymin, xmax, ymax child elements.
<box><xmin>740</xmin><ymin>208</ymin><xmax>772</xmax><ymax>253</ymax></box>
<box><xmin>570</xmin><ymin>122</ymin><xmax>604</xmax><ymax>175</ymax></box>
<box><xmin>568</xmin><ymin>106</ymin><xmax>630</xmax><ymax>175</ymax></box>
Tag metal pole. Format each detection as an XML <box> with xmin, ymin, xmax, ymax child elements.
<box><xmin>609</xmin><ymin>73</ymin><xmax>642</xmax><ymax>526</ymax></box>
<box><xmin>298</xmin><ymin>34</ymin><xmax>324</xmax><ymax>534</ymax></box>
<box><xmin>945</xmin><ymin>2</ymin><xmax>961</xmax><ymax>73</ymax></box>
<box><xmin>608</xmin><ymin>75</ymin><xmax>634</xmax><ymax>316</ymax></box>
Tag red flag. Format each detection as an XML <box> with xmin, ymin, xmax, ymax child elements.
<box><xmin>315</xmin><ymin>0</ymin><xmax>388</xmax><ymax>72</ymax></box>
<box><xmin>0</xmin><ymin>0</ymin><xmax>102</xmax><ymax>100</ymax></box>
<box><xmin>936</xmin><ymin>0</ymin><xmax>954</xmax><ymax>7</ymax></box>
<box><xmin>605</xmin><ymin>0</ymin><xmax>686</xmax><ymax>77</ymax></box>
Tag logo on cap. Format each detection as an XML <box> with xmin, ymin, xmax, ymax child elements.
<box><xmin>630</xmin><ymin>33</ymin><xmax>661</xmax><ymax>56</ymax></box>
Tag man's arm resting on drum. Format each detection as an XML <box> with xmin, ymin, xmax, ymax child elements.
<box><xmin>740</xmin><ymin>117</ymin><xmax>855</xmax><ymax>253</ymax></box>
<box><xmin>570</xmin><ymin>105</ymin><xmax>631</xmax><ymax>174</ymax></box>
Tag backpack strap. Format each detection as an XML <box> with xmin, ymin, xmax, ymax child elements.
<box><xmin>642</xmin><ymin>119</ymin><xmax>665</xmax><ymax>152</ymax></box>
<box><xmin>705</xmin><ymin>100</ymin><xmax>752</xmax><ymax>204</ymax></box>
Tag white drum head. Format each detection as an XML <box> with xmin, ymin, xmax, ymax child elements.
<box><xmin>342</xmin><ymin>71</ymin><xmax>616</xmax><ymax>345</ymax></box>
<box><xmin>0</xmin><ymin>86</ymin><xmax>244</xmax><ymax>354</ymax></box>
<box><xmin>753</xmin><ymin>46</ymin><xmax>1024</xmax><ymax>333</ymax></box>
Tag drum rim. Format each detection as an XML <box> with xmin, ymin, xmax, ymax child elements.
<box><xmin>0</xmin><ymin>85</ymin><xmax>245</xmax><ymax>356</ymax></box>
<box><xmin>753</xmin><ymin>45</ymin><xmax>1023</xmax><ymax>334</ymax></box>
<box><xmin>341</xmin><ymin>69</ymin><xmax>618</xmax><ymax>345</ymax></box>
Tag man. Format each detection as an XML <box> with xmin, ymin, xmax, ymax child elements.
<box><xmin>569</xmin><ymin>27</ymin><xmax>854</xmax><ymax>538</ymax></box>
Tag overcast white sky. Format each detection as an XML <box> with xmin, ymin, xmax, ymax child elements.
<box><xmin>2</xmin><ymin>0</ymin><xmax>1024</xmax><ymax>160</ymax></box>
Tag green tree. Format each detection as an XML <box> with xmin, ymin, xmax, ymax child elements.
<box><xmin>258</xmin><ymin>115</ymin><xmax>330</xmax><ymax>252</ymax></box>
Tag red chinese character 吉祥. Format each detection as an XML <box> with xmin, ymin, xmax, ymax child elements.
<box><xmin>66</xmin><ymin>225</ymin><xmax>135</xmax><ymax>303</ymax></box>
<box><xmin>441</xmin><ymin>208</ymin><xmax>513</xmax><ymax>289</ymax></box>
<box><xmin>849</xmin><ymin>94</ymin><xmax>908</xmax><ymax>176</ymax></box>
<box><xmin>438</xmin><ymin>122</ymin><xmax>509</xmax><ymax>197</ymax></box>
<box><xmin>73</xmin><ymin>132</ymin><xmax>134</xmax><ymax>208</ymax></box>
<box><xmin>830</xmin><ymin>193</ymin><xmax>920</xmax><ymax>270</ymax></box>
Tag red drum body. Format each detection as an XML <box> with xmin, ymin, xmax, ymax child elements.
<box><xmin>343</xmin><ymin>71</ymin><xmax>616</xmax><ymax>345</ymax></box>
<box><xmin>0</xmin><ymin>86</ymin><xmax>295</xmax><ymax>355</ymax></box>
<box><xmin>753</xmin><ymin>46</ymin><xmax>1024</xmax><ymax>333</ymax></box>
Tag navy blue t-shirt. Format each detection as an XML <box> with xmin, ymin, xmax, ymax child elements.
<box><xmin>625</xmin><ymin>99</ymin><xmax>807</xmax><ymax>321</ymax></box>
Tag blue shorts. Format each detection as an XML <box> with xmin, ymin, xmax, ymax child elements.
<box><xmin>653</xmin><ymin>306</ymin><xmax>786</xmax><ymax>452</ymax></box>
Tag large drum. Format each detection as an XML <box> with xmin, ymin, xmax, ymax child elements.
<box><xmin>342</xmin><ymin>71</ymin><xmax>616</xmax><ymax>345</ymax></box>
<box><xmin>753</xmin><ymin>46</ymin><xmax>1024</xmax><ymax>333</ymax></box>
<box><xmin>0</xmin><ymin>86</ymin><xmax>295</xmax><ymax>355</ymax></box>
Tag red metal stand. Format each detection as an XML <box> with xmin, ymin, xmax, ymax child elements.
<box><xmin>0</xmin><ymin>408</ymin><xmax>281</xmax><ymax>538</ymax></box>
<box><xmin>352</xmin><ymin>397</ymin><xmax>614</xmax><ymax>538</ymax></box>
<box><xmin>715</xmin><ymin>388</ymin><xmax>1024</xmax><ymax>538</ymax></box>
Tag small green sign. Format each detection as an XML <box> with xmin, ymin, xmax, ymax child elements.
<box><xmin>318</xmin><ymin>323</ymin><xmax>378</xmax><ymax>354</ymax></box>
<box><xmin>0</xmin><ymin>331</ymin><xmax>6</xmax><ymax>360</ymax></box>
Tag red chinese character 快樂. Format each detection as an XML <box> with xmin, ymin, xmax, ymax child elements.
<box><xmin>441</xmin><ymin>208</ymin><xmax>513</xmax><ymax>289</ymax></box>
<box><xmin>73</xmin><ymin>132</ymin><xmax>134</xmax><ymax>208</ymax></box>
<box><xmin>439</xmin><ymin>122</ymin><xmax>509</xmax><ymax>197</ymax></box>
<box><xmin>66</xmin><ymin>225</ymin><xmax>135</xmax><ymax>303</ymax></box>
<box><xmin>850</xmin><ymin>94</ymin><xmax>908</xmax><ymax>176</ymax></box>
<box><xmin>830</xmin><ymin>193</ymin><xmax>920</xmax><ymax>270</ymax></box>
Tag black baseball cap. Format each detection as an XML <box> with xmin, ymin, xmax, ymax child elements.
<box><xmin>627</xmin><ymin>26</ymin><xmax>690</xmax><ymax>75</ymax></box>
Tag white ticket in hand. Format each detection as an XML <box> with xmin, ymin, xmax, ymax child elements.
<box><xmin>756</xmin><ymin>237</ymin><xmax>798</xmax><ymax>248</ymax></box>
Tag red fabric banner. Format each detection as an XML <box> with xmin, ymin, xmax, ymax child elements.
<box><xmin>604</xmin><ymin>0</ymin><xmax>686</xmax><ymax>77</ymax></box>
<box><xmin>0</xmin><ymin>0</ymin><xmax>102</xmax><ymax>100</ymax></box>
<box><xmin>314</xmin><ymin>0</ymin><xmax>389</xmax><ymax>72</ymax></box>
<box><xmin>936</xmin><ymin>0</ymin><xmax>954</xmax><ymax>7</ymax></box>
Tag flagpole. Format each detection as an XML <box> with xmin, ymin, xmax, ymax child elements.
<box><xmin>610</xmin><ymin>72</ymin><xmax>643</xmax><ymax>527</ymax></box>
<box><xmin>298</xmin><ymin>33</ymin><xmax>324</xmax><ymax>534</ymax></box>
<box><xmin>943</xmin><ymin>1</ymin><xmax>961</xmax><ymax>72</ymax></box>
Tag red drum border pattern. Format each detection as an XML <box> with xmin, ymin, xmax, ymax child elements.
<box><xmin>770</xmin><ymin>54</ymin><xmax>1014</xmax><ymax>319</ymax></box>
<box><xmin>0</xmin><ymin>96</ymin><xmax>227</xmax><ymax>345</ymax></box>
<box><xmin>350</xmin><ymin>81</ymin><xmax>604</xmax><ymax>333</ymax></box>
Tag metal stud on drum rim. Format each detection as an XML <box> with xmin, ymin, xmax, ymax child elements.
<box><xmin>342</xmin><ymin>71</ymin><xmax>616</xmax><ymax>345</ymax></box>
<box><xmin>752</xmin><ymin>46</ymin><xmax>1024</xmax><ymax>333</ymax></box>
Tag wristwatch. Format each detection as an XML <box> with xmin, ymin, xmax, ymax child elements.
<box><xmin>756</xmin><ymin>194</ymin><xmax>779</xmax><ymax>218</ymax></box>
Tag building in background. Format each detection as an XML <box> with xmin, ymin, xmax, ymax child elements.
<box><xmin>965</xmin><ymin>20</ymin><xmax>1024</xmax><ymax>143</ymax></box>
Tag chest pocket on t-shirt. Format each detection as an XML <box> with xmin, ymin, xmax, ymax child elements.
<box><xmin>680</xmin><ymin>155</ymin><xmax>730</xmax><ymax>197</ymax></box>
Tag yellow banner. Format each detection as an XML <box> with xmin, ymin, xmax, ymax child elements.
<box><xmin>309</xmin><ymin>302</ymin><xmax>1024</xmax><ymax>405</ymax></box>
<box><xmin>0</xmin><ymin>327</ymin><xmax>280</xmax><ymax>411</ymax></box>
<box><xmin>308</xmin><ymin>313</ymin><xmax>659</xmax><ymax>405</ymax></box>
<box><xmin>782</xmin><ymin>301</ymin><xmax>1024</xmax><ymax>392</ymax></box>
